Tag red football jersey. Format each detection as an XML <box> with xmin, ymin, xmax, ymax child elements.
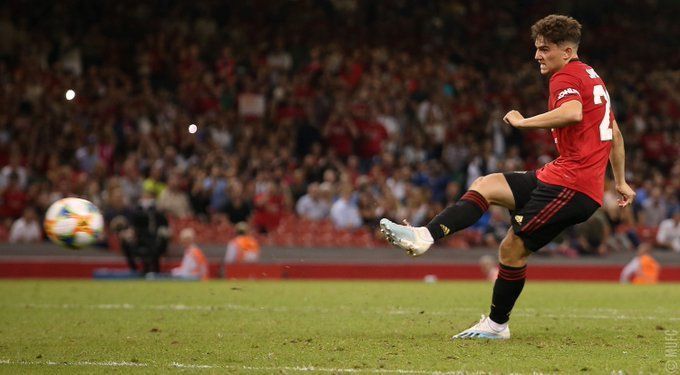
<box><xmin>536</xmin><ymin>60</ymin><xmax>614</xmax><ymax>205</ymax></box>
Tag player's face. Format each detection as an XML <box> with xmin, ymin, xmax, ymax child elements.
<box><xmin>534</xmin><ymin>36</ymin><xmax>567</xmax><ymax>76</ymax></box>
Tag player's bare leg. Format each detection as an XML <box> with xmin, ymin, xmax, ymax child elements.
<box><xmin>468</xmin><ymin>174</ymin><xmax>517</xmax><ymax>209</ymax></box>
<box><xmin>452</xmin><ymin>230</ymin><xmax>530</xmax><ymax>340</ymax></box>
<box><xmin>380</xmin><ymin>173</ymin><xmax>515</xmax><ymax>256</ymax></box>
<box><xmin>498</xmin><ymin>229</ymin><xmax>531</xmax><ymax>267</ymax></box>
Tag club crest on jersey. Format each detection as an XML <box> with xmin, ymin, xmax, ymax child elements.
<box><xmin>514</xmin><ymin>215</ymin><xmax>523</xmax><ymax>225</ymax></box>
<box><xmin>557</xmin><ymin>88</ymin><xmax>580</xmax><ymax>100</ymax></box>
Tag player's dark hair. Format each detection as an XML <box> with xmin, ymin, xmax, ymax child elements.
<box><xmin>531</xmin><ymin>15</ymin><xmax>581</xmax><ymax>46</ymax></box>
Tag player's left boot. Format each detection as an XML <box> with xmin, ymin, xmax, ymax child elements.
<box><xmin>379</xmin><ymin>218</ymin><xmax>433</xmax><ymax>257</ymax></box>
<box><xmin>451</xmin><ymin>315</ymin><xmax>510</xmax><ymax>340</ymax></box>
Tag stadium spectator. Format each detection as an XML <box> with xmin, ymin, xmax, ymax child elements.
<box><xmin>330</xmin><ymin>184</ymin><xmax>362</xmax><ymax>230</ymax></box>
<box><xmin>8</xmin><ymin>207</ymin><xmax>41</xmax><ymax>243</ymax></box>
<box><xmin>252</xmin><ymin>180</ymin><xmax>291</xmax><ymax>233</ymax></box>
<box><xmin>156</xmin><ymin>173</ymin><xmax>192</xmax><ymax>218</ymax></box>
<box><xmin>620</xmin><ymin>243</ymin><xmax>661</xmax><ymax>284</ymax></box>
<box><xmin>224</xmin><ymin>222</ymin><xmax>261</xmax><ymax>266</ymax></box>
<box><xmin>639</xmin><ymin>187</ymin><xmax>669</xmax><ymax>227</ymax></box>
<box><xmin>222</xmin><ymin>183</ymin><xmax>252</xmax><ymax>224</ymax></box>
<box><xmin>572</xmin><ymin>210</ymin><xmax>612</xmax><ymax>256</ymax></box>
<box><xmin>171</xmin><ymin>228</ymin><xmax>209</xmax><ymax>280</ymax></box>
<box><xmin>0</xmin><ymin>173</ymin><xmax>28</xmax><ymax>220</ymax></box>
<box><xmin>295</xmin><ymin>182</ymin><xmax>330</xmax><ymax>221</ymax></box>
<box><xmin>143</xmin><ymin>166</ymin><xmax>166</xmax><ymax>199</ymax></box>
<box><xmin>203</xmin><ymin>165</ymin><xmax>229</xmax><ymax>213</ymax></box>
<box><xmin>656</xmin><ymin>209</ymin><xmax>680</xmax><ymax>252</ymax></box>
<box><xmin>0</xmin><ymin>152</ymin><xmax>28</xmax><ymax>190</ymax></box>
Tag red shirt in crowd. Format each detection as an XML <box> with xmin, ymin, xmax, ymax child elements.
<box><xmin>356</xmin><ymin>120</ymin><xmax>387</xmax><ymax>159</ymax></box>
<box><xmin>252</xmin><ymin>192</ymin><xmax>286</xmax><ymax>233</ymax></box>
<box><xmin>325</xmin><ymin>119</ymin><xmax>356</xmax><ymax>158</ymax></box>
<box><xmin>1</xmin><ymin>186</ymin><xmax>28</xmax><ymax>219</ymax></box>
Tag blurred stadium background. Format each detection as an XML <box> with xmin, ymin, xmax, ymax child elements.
<box><xmin>0</xmin><ymin>0</ymin><xmax>679</xmax><ymax>280</ymax></box>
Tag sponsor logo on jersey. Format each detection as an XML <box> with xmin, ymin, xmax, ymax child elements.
<box><xmin>557</xmin><ymin>88</ymin><xmax>580</xmax><ymax>100</ymax></box>
<box><xmin>440</xmin><ymin>224</ymin><xmax>450</xmax><ymax>236</ymax></box>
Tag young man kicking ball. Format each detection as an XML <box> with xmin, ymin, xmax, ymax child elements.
<box><xmin>380</xmin><ymin>14</ymin><xmax>635</xmax><ymax>339</ymax></box>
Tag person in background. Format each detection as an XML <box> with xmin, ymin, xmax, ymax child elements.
<box><xmin>296</xmin><ymin>182</ymin><xmax>330</xmax><ymax>221</ymax></box>
<box><xmin>479</xmin><ymin>255</ymin><xmax>499</xmax><ymax>282</ymax></box>
<box><xmin>9</xmin><ymin>207</ymin><xmax>42</xmax><ymax>243</ymax></box>
<box><xmin>0</xmin><ymin>173</ymin><xmax>29</xmax><ymax>220</ymax></box>
<box><xmin>572</xmin><ymin>210</ymin><xmax>611</xmax><ymax>256</ymax></box>
<box><xmin>620</xmin><ymin>242</ymin><xmax>660</xmax><ymax>284</ymax></box>
<box><xmin>330</xmin><ymin>184</ymin><xmax>362</xmax><ymax>229</ymax></box>
<box><xmin>156</xmin><ymin>172</ymin><xmax>192</xmax><ymax>218</ymax></box>
<box><xmin>639</xmin><ymin>187</ymin><xmax>668</xmax><ymax>227</ymax></box>
<box><xmin>0</xmin><ymin>152</ymin><xmax>28</xmax><ymax>190</ymax></box>
<box><xmin>222</xmin><ymin>182</ymin><xmax>252</xmax><ymax>224</ymax></box>
<box><xmin>251</xmin><ymin>180</ymin><xmax>290</xmax><ymax>233</ymax></box>
<box><xmin>171</xmin><ymin>228</ymin><xmax>209</xmax><ymax>280</ymax></box>
<box><xmin>224</xmin><ymin>222</ymin><xmax>261</xmax><ymax>268</ymax></box>
<box><xmin>120</xmin><ymin>192</ymin><xmax>170</xmax><ymax>275</ymax></box>
<box><xmin>656</xmin><ymin>209</ymin><xmax>680</xmax><ymax>252</ymax></box>
<box><xmin>143</xmin><ymin>165</ymin><xmax>166</xmax><ymax>198</ymax></box>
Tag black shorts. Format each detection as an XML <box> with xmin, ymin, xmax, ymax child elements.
<box><xmin>503</xmin><ymin>171</ymin><xmax>600</xmax><ymax>252</ymax></box>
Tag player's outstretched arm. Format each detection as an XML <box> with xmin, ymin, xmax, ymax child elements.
<box><xmin>609</xmin><ymin>120</ymin><xmax>635</xmax><ymax>207</ymax></box>
<box><xmin>503</xmin><ymin>100</ymin><xmax>582</xmax><ymax>129</ymax></box>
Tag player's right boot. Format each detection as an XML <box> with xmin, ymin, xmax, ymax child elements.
<box><xmin>451</xmin><ymin>315</ymin><xmax>510</xmax><ymax>340</ymax></box>
<box><xmin>379</xmin><ymin>218</ymin><xmax>433</xmax><ymax>257</ymax></box>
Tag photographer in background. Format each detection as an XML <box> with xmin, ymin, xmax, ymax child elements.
<box><xmin>171</xmin><ymin>228</ymin><xmax>209</xmax><ymax>280</ymax></box>
<box><xmin>620</xmin><ymin>243</ymin><xmax>660</xmax><ymax>284</ymax></box>
<box><xmin>111</xmin><ymin>191</ymin><xmax>170</xmax><ymax>275</ymax></box>
<box><xmin>223</xmin><ymin>222</ymin><xmax>261</xmax><ymax>278</ymax></box>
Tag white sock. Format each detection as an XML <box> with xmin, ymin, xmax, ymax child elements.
<box><xmin>487</xmin><ymin>317</ymin><xmax>508</xmax><ymax>332</ymax></box>
<box><xmin>415</xmin><ymin>227</ymin><xmax>434</xmax><ymax>243</ymax></box>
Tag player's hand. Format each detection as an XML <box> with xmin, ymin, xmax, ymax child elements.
<box><xmin>615</xmin><ymin>182</ymin><xmax>636</xmax><ymax>207</ymax></box>
<box><xmin>503</xmin><ymin>110</ymin><xmax>525</xmax><ymax>127</ymax></box>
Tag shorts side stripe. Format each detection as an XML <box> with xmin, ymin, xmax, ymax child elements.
<box><xmin>525</xmin><ymin>189</ymin><xmax>575</xmax><ymax>234</ymax></box>
<box><xmin>524</xmin><ymin>189</ymin><xmax>574</xmax><ymax>234</ymax></box>
<box><xmin>520</xmin><ymin>189</ymin><xmax>568</xmax><ymax>233</ymax></box>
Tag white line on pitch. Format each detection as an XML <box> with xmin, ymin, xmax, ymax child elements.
<box><xmin>0</xmin><ymin>359</ymin><xmax>146</xmax><ymax>367</ymax></box>
<box><xmin>1</xmin><ymin>359</ymin><xmax>491</xmax><ymax>374</ymax></box>
<box><xmin>2</xmin><ymin>302</ymin><xmax>679</xmax><ymax>321</ymax></box>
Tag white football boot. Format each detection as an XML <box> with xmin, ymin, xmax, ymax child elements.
<box><xmin>379</xmin><ymin>218</ymin><xmax>433</xmax><ymax>257</ymax></box>
<box><xmin>451</xmin><ymin>315</ymin><xmax>510</xmax><ymax>340</ymax></box>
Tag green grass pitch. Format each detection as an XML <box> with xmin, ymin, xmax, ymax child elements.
<box><xmin>0</xmin><ymin>280</ymin><xmax>678</xmax><ymax>374</ymax></box>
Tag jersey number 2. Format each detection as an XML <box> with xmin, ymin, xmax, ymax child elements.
<box><xmin>593</xmin><ymin>85</ymin><xmax>612</xmax><ymax>141</ymax></box>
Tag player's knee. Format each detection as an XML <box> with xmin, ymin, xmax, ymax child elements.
<box><xmin>468</xmin><ymin>174</ymin><xmax>507</xmax><ymax>205</ymax></box>
<box><xmin>469</xmin><ymin>176</ymin><xmax>486</xmax><ymax>191</ymax></box>
<box><xmin>469</xmin><ymin>173</ymin><xmax>504</xmax><ymax>193</ymax></box>
<box><xmin>499</xmin><ymin>231</ymin><xmax>529</xmax><ymax>266</ymax></box>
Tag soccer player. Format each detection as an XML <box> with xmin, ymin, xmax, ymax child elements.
<box><xmin>380</xmin><ymin>15</ymin><xmax>636</xmax><ymax>339</ymax></box>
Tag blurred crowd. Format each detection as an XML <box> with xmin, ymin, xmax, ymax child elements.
<box><xmin>0</xmin><ymin>1</ymin><xmax>678</xmax><ymax>255</ymax></box>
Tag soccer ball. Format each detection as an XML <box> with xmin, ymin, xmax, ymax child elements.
<box><xmin>44</xmin><ymin>198</ymin><xmax>104</xmax><ymax>249</ymax></box>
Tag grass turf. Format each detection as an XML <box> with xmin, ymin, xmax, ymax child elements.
<box><xmin>0</xmin><ymin>280</ymin><xmax>678</xmax><ymax>374</ymax></box>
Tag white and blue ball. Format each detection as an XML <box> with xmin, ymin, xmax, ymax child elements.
<box><xmin>44</xmin><ymin>198</ymin><xmax>104</xmax><ymax>249</ymax></box>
